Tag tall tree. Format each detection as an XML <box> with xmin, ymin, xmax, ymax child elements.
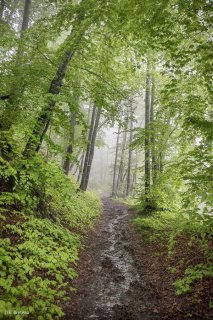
<box><xmin>21</xmin><ymin>0</ymin><xmax>31</xmax><ymax>33</ymax></box>
<box><xmin>22</xmin><ymin>2</ymin><xmax>97</xmax><ymax>157</ymax></box>
<box><xmin>116</xmin><ymin>124</ymin><xmax>127</xmax><ymax>196</ymax></box>
<box><xmin>126</xmin><ymin>108</ymin><xmax>133</xmax><ymax>196</ymax></box>
<box><xmin>83</xmin><ymin>108</ymin><xmax>101</xmax><ymax>191</ymax></box>
<box><xmin>112</xmin><ymin>125</ymin><xmax>120</xmax><ymax>197</ymax></box>
<box><xmin>150</xmin><ymin>74</ymin><xmax>158</xmax><ymax>184</ymax></box>
<box><xmin>80</xmin><ymin>106</ymin><xmax>101</xmax><ymax>191</ymax></box>
<box><xmin>63</xmin><ymin>114</ymin><xmax>76</xmax><ymax>175</ymax></box>
<box><xmin>0</xmin><ymin>0</ymin><xmax>5</xmax><ymax>20</ymax></box>
<box><xmin>144</xmin><ymin>60</ymin><xmax>151</xmax><ymax>196</ymax></box>
<box><xmin>80</xmin><ymin>106</ymin><xmax>97</xmax><ymax>190</ymax></box>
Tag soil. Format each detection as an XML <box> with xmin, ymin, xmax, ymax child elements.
<box><xmin>62</xmin><ymin>198</ymin><xmax>213</xmax><ymax>320</ymax></box>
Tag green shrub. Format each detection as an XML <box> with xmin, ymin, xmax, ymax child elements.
<box><xmin>174</xmin><ymin>263</ymin><xmax>213</xmax><ymax>296</ymax></box>
<box><xmin>0</xmin><ymin>155</ymin><xmax>101</xmax><ymax>319</ymax></box>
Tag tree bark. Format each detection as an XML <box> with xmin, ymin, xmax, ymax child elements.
<box><xmin>150</xmin><ymin>75</ymin><xmax>158</xmax><ymax>184</ymax></box>
<box><xmin>23</xmin><ymin>50</ymin><xmax>74</xmax><ymax>157</ymax></box>
<box><xmin>0</xmin><ymin>0</ymin><xmax>5</xmax><ymax>20</ymax></box>
<box><xmin>80</xmin><ymin>106</ymin><xmax>97</xmax><ymax>190</ymax></box>
<box><xmin>21</xmin><ymin>0</ymin><xmax>31</xmax><ymax>33</ymax></box>
<box><xmin>126</xmin><ymin>110</ymin><xmax>133</xmax><ymax>196</ymax></box>
<box><xmin>116</xmin><ymin>127</ymin><xmax>127</xmax><ymax>196</ymax></box>
<box><xmin>63</xmin><ymin>114</ymin><xmax>76</xmax><ymax>175</ymax></box>
<box><xmin>77</xmin><ymin>106</ymin><xmax>92</xmax><ymax>183</ymax></box>
<box><xmin>22</xmin><ymin>10</ymin><xmax>88</xmax><ymax>157</ymax></box>
<box><xmin>112</xmin><ymin>125</ymin><xmax>120</xmax><ymax>197</ymax></box>
<box><xmin>77</xmin><ymin>153</ymin><xmax>85</xmax><ymax>182</ymax></box>
<box><xmin>144</xmin><ymin>60</ymin><xmax>151</xmax><ymax>196</ymax></box>
<box><xmin>83</xmin><ymin>108</ymin><xmax>101</xmax><ymax>191</ymax></box>
<box><xmin>159</xmin><ymin>151</ymin><xmax>163</xmax><ymax>173</ymax></box>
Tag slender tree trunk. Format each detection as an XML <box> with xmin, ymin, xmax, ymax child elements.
<box><xmin>144</xmin><ymin>60</ymin><xmax>151</xmax><ymax>197</ymax></box>
<box><xmin>77</xmin><ymin>106</ymin><xmax>92</xmax><ymax>182</ymax></box>
<box><xmin>159</xmin><ymin>152</ymin><xmax>163</xmax><ymax>173</ymax></box>
<box><xmin>112</xmin><ymin>126</ymin><xmax>120</xmax><ymax>197</ymax></box>
<box><xmin>83</xmin><ymin>108</ymin><xmax>101</xmax><ymax>191</ymax></box>
<box><xmin>21</xmin><ymin>0</ymin><xmax>31</xmax><ymax>33</ymax></box>
<box><xmin>0</xmin><ymin>0</ymin><xmax>5</xmax><ymax>20</ymax></box>
<box><xmin>63</xmin><ymin>115</ymin><xmax>76</xmax><ymax>175</ymax></box>
<box><xmin>150</xmin><ymin>75</ymin><xmax>158</xmax><ymax>184</ymax></box>
<box><xmin>77</xmin><ymin>153</ymin><xmax>85</xmax><ymax>182</ymax></box>
<box><xmin>116</xmin><ymin>128</ymin><xmax>127</xmax><ymax>196</ymax></box>
<box><xmin>80</xmin><ymin>106</ymin><xmax>97</xmax><ymax>190</ymax></box>
<box><xmin>132</xmin><ymin>151</ymin><xmax>138</xmax><ymax>194</ymax></box>
<box><xmin>126</xmin><ymin>110</ymin><xmax>133</xmax><ymax>196</ymax></box>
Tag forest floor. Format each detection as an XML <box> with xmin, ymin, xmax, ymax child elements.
<box><xmin>62</xmin><ymin>198</ymin><xmax>212</xmax><ymax>320</ymax></box>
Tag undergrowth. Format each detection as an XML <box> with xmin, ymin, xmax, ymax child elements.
<box><xmin>133</xmin><ymin>210</ymin><xmax>213</xmax><ymax>297</ymax></box>
<box><xmin>0</xmin><ymin>155</ymin><xmax>101</xmax><ymax>319</ymax></box>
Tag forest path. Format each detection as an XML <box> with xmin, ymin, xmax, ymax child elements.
<box><xmin>62</xmin><ymin>198</ymin><xmax>160</xmax><ymax>320</ymax></box>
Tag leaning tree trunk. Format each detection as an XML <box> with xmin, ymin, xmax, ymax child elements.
<box><xmin>144</xmin><ymin>60</ymin><xmax>151</xmax><ymax>197</ymax></box>
<box><xmin>80</xmin><ymin>106</ymin><xmax>97</xmax><ymax>190</ymax></box>
<box><xmin>63</xmin><ymin>114</ymin><xmax>76</xmax><ymax>175</ymax></box>
<box><xmin>22</xmin><ymin>10</ymin><xmax>88</xmax><ymax>157</ymax></box>
<box><xmin>23</xmin><ymin>49</ymin><xmax>75</xmax><ymax>157</ymax></box>
<box><xmin>112</xmin><ymin>125</ymin><xmax>120</xmax><ymax>197</ymax></box>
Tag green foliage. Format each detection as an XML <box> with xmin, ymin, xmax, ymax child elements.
<box><xmin>174</xmin><ymin>264</ymin><xmax>213</xmax><ymax>296</ymax></box>
<box><xmin>0</xmin><ymin>156</ymin><xmax>100</xmax><ymax>319</ymax></box>
<box><xmin>134</xmin><ymin>208</ymin><xmax>213</xmax><ymax>297</ymax></box>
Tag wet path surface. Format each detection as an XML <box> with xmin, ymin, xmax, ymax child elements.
<box><xmin>63</xmin><ymin>198</ymin><xmax>159</xmax><ymax>320</ymax></box>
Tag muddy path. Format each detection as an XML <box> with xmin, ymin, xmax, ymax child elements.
<box><xmin>62</xmin><ymin>197</ymin><xmax>212</xmax><ymax>320</ymax></box>
<box><xmin>62</xmin><ymin>198</ymin><xmax>163</xmax><ymax>320</ymax></box>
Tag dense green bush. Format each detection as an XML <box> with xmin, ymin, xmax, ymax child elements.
<box><xmin>0</xmin><ymin>155</ymin><xmax>101</xmax><ymax>319</ymax></box>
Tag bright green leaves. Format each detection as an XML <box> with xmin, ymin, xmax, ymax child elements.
<box><xmin>0</xmin><ymin>154</ymin><xmax>101</xmax><ymax>319</ymax></box>
<box><xmin>174</xmin><ymin>264</ymin><xmax>213</xmax><ymax>296</ymax></box>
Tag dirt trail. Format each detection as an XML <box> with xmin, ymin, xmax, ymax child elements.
<box><xmin>63</xmin><ymin>198</ymin><xmax>163</xmax><ymax>320</ymax></box>
<box><xmin>62</xmin><ymin>197</ymin><xmax>212</xmax><ymax>320</ymax></box>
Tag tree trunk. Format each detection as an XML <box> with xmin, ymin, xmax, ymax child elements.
<box><xmin>132</xmin><ymin>150</ymin><xmax>138</xmax><ymax>194</ymax></box>
<box><xmin>63</xmin><ymin>114</ymin><xmax>76</xmax><ymax>175</ymax></box>
<box><xmin>83</xmin><ymin>108</ymin><xmax>101</xmax><ymax>191</ymax></box>
<box><xmin>111</xmin><ymin>126</ymin><xmax>120</xmax><ymax>197</ymax></box>
<box><xmin>150</xmin><ymin>75</ymin><xmax>158</xmax><ymax>184</ymax></box>
<box><xmin>116</xmin><ymin>128</ymin><xmax>127</xmax><ymax>197</ymax></box>
<box><xmin>22</xmin><ymin>11</ymin><xmax>88</xmax><ymax>157</ymax></box>
<box><xmin>159</xmin><ymin>151</ymin><xmax>163</xmax><ymax>173</ymax></box>
<box><xmin>80</xmin><ymin>106</ymin><xmax>97</xmax><ymax>190</ymax></box>
<box><xmin>77</xmin><ymin>153</ymin><xmax>85</xmax><ymax>183</ymax></box>
<box><xmin>126</xmin><ymin>110</ymin><xmax>133</xmax><ymax>196</ymax></box>
<box><xmin>21</xmin><ymin>0</ymin><xmax>31</xmax><ymax>33</ymax></box>
<box><xmin>0</xmin><ymin>0</ymin><xmax>5</xmax><ymax>20</ymax></box>
<box><xmin>23</xmin><ymin>50</ymin><xmax>74</xmax><ymax>157</ymax></box>
<box><xmin>144</xmin><ymin>60</ymin><xmax>151</xmax><ymax>196</ymax></box>
<box><xmin>77</xmin><ymin>106</ymin><xmax>92</xmax><ymax>183</ymax></box>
